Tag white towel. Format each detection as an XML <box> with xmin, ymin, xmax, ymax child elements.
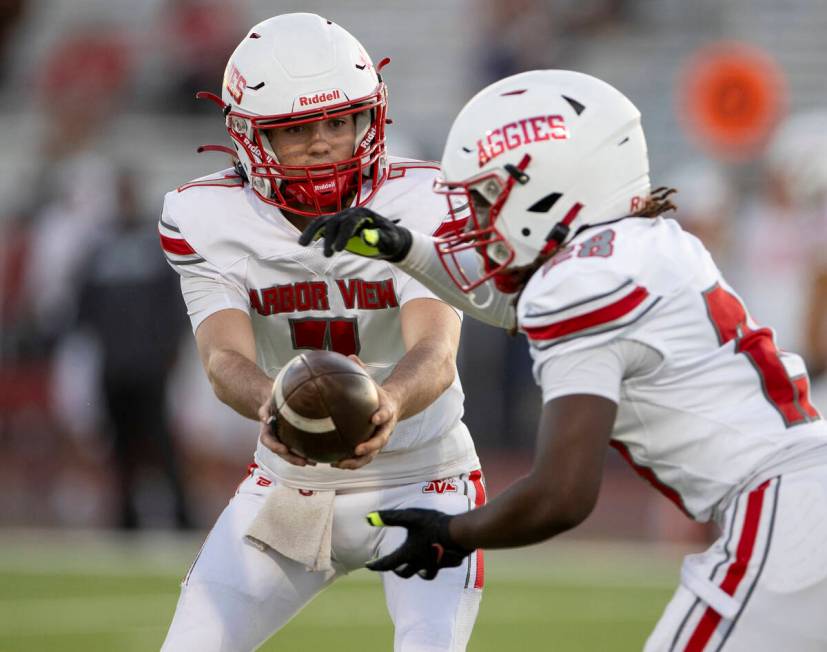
<box><xmin>244</xmin><ymin>484</ymin><xmax>336</xmax><ymax>572</ymax></box>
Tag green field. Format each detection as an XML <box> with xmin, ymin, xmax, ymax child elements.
<box><xmin>0</xmin><ymin>531</ymin><xmax>689</xmax><ymax>651</ymax></box>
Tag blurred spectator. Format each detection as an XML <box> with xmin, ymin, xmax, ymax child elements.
<box><xmin>0</xmin><ymin>0</ymin><xmax>25</xmax><ymax>82</ymax></box>
<box><xmin>474</xmin><ymin>0</ymin><xmax>631</xmax><ymax>85</ymax></box>
<box><xmin>74</xmin><ymin>170</ymin><xmax>192</xmax><ymax>529</ymax></box>
<box><xmin>0</xmin><ymin>212</ymin><xmax>32</xmax><ymax>357</ymax></box>
<box><xmin>476</xmin><ymin>0</ymin><xmax>555</xmax><ymax>83</ymax></box>
<box><xmin>22</xmin><ymin>153</ymin><xmax>117</xmax><ymax>347</ymax></box>
<box><xmin>729</xmin><ymin>111</ymin><xmax>827</xmax><ymax>370</ymax></box>
<box><xmin>157</xmin><ymin>0</ymin><xmax>246</xmax><ymax>112</ymax></box>
<box><xmin>38</xmin><ymin>31</ymin><xmax>131</xmax><ymax>127</ymax></box>
<box><xmin>19</xmin><ymin>30</ymin><xmax>133</xmax><ymax>348</ymax></box>
<box><xmin>665</xmin><ymin>159</ymin><xmax>737</xmax><ymax>273</ymax></box>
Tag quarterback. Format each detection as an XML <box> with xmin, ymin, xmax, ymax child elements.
<box><xmin>159</xmin><ymin>14</ymin><xmax>484</xmax><ymax>652</ymax></box>
<box><xmin>304</xmin><ymin>70</ymin><xmax>827</xmax><ymax>650</ymax></box>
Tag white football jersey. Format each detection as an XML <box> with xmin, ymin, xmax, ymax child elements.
<box><xmin>518</xmin><ymin>216</ymin><xmax>827</xmax><ymax>521</ymax></box>
<box><xmin>160</xmin><ymin>158</ymin><xmax>478</xmax><ymax>489</ymax></box>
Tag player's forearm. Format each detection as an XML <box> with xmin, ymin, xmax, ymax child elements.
<box><xmin>449</xmin><ymin>475</ymin><xmax>583</xmax><ymax>549</ymax></box>
<box><xmin>205</xmin><ymin>349</ymin><xmax>273</xmax><ymax>420</ymax></box>
<box><xmin>382</xmin><ymin>337</ymin><xmax>456</xmax><ymax>420</ymax></box>
<box><xmin>397</xmin><ymin>231</ymin><xmax>516</xmax><ymax>331</ymax></box>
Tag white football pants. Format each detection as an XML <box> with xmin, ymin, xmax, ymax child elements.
<box><xmin>645</xmin><ymin>464</ymin><xmax>827</xmax><ymax>651</ymax></box>
<box><xmin>162</xmin><ymin>464</ymin><xmax>485</xmax><ymax>652</ymax></box>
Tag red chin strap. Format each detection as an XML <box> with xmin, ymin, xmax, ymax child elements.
<box><xmin>492</xmin><ymin>272</ymin><xmax>522</xmax><ymax>294</ymax></box>
<box><xmin>281</xmin><ymin>172</ymin><xmax>357</xmax><ymax>211</ymax></box>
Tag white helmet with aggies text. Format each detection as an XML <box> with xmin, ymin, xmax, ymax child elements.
<box><xmin>202</xmin><ymin>13</ymin><xmax>389</xmax><ymax>216</ymax></box>
<box><xmin>434</xmin><ymin>70</ymin><xmax>651</xmax><ymax>291</ymax></box>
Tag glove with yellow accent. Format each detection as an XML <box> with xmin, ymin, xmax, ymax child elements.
<box><xmin>364</xmin><ymin>508</ymin><xmax>472</xmax><ymax>580</ymax></box>
<box><xmin>298</xmin><ymin>207</ymin><xmax>413</xmax><ymax>261</ymax></box>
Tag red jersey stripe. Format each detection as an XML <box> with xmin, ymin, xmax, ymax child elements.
<box><xmin>390</xmin><ymin>161</ymin><xmax>440</xmax><ymax>170</ymax></box>
<box><xmin>793</xmin><ymin>376</ymin><xmax>821</xmax><ymax>420</ymax></box>
<box><xmin>160</xmin><ymin>233</ymin><xmax>196</xmax><ymax>256</ymax></box>
<box><xmin>524</xmin><ymin>285</ymin><xmax>650</xmax><ymax>341</ymax></box>
<box><xmin>683</xmin><ymin>480</ymin><xmax>771</xmax><ymax>652</ymax></box>
<box><xmin>610</xmin><ymin>441</ymin><xmax>691</xmax><ymax>517</ymax></box>
<box><xmin>177</xmin><ymin>175</ymin><xmax>243</xmax><ymax>192</ymax></box>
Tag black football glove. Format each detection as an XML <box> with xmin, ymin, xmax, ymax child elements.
<box><xmin>298</xmin><ymin>207</ymin><xmax>413</xmax><ymax>261</ymax></box>
<box><xmin>364</xmin><ymin>508</ymin><xmax>472</xmax><ymax>580</ymax></box>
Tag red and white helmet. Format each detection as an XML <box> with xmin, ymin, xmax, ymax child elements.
<box><xmin>211</xmin><ymin>13</ymin><xmax>388</xmax><ymax>216</ymax></box>
<box><xmin>434</xmin><ymin>70</ymin><xmax>651</xmax><ymax>291</ymax></box>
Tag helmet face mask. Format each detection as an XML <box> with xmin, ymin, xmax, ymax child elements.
<box><xmin>218</xmin><ymin>14</ymin><xmax>389</xmax><ymax>216</ymax></box>
<box><xmin>434</xmin><ymin>69</ymin><xmax>652</xmax><ymax>293</ymax></box>
<box><xmin>434</xmin><ymin>168</ymin><xmax>521</xmax><ymax>292</ymax></box>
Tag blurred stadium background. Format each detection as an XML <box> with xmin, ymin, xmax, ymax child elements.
<box><xmin>2</xmin><ymin>0</ymin><xmax>827</xmax><ymax>649</ymax></box>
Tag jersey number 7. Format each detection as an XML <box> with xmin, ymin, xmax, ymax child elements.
<box><xmin>703</xmin><ymin>283</ymin><xmax>820</xmax><ymax>427</ymax></box>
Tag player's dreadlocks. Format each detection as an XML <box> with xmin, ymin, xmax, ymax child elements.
<box><xmin>633</xmin><ymin>187</ymin><xmax>678</xmax><ymax>218</ymax></box>
<box><xmin>504</xmin><ymin>187</ymin><xmax>678</xmax><ymax>335</ymax></box>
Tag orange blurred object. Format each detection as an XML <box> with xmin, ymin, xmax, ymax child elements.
<box><xmin>678</xmin><ymin>42</ymin><xmax>787</xmax><ymax>161</ymax></box>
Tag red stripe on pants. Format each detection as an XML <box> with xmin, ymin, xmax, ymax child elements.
<box><xmin>683</xmin><ymin>480</ymin><xmax>771</xmax><ymax>651</ymax></box>
<box><xmin>469</xmin><ymin>470</ymin><xmax>486</xmax><ymax>589</ymax></box>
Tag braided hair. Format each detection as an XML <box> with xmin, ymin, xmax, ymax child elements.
<box><xmin>505</xmin><ymin>187</ymin><xmax>678</xmax><ymax>335</ymax></box>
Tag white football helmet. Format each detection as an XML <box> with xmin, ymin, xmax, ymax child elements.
<box><xmin>434</xmin><ymin>70</ymin><xmax>651</xmax><ymax>291</ymax></box>
<box><xmin>765</xmin><ymin>111</ymin><xmax>827</xmax><ymax>211</ymax></box>
<box><xmin>200</xmin><ymin>13</ymin><xmax>389</xmax><ymax>216</ymax></box>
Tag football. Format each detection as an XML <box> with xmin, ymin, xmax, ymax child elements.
<box><xmin>270</xmin><ymin>350</ymin><xmax>380</xmax><ymax>463</ymax></box>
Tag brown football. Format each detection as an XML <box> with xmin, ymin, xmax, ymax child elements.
<box><xmin>270</xmin><ymin>350</ymin><xmax>379</xmax><ymax>463</ymax></box>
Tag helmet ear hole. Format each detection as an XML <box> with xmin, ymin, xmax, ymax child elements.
<box><xmin>527</xmin><ymin>192</ymin><xmax>562</xmax><ymax>213</ymax></box>
<box><xmin>521</xmin><ymin>228</ymin><xmax>531</xmax><ymax>236</ymax></box>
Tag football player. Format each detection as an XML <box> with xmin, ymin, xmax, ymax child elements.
<box><xmin>159</xmin><ymin>14</ymin><xmax>484</xmax><ymax>652</ymax></box>
<box><xmin>302</xmin><ymin>70</ymin><xmax>827</xmax><ymax>650</ymax></box>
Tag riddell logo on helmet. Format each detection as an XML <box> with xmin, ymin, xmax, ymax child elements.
<box><xmin>239</xmin><ymin>133</ymin><xmax>275</xmax><ymax>165</ymax></box>
<box><xmin>477</xmin><ymin>114</ymin><xmax>568</xmax><ymax>167</ymax></box>
<box><xmin>296</xmin><ymin>89</ymin><xmax>343</xmax><ymax>108</ymax></box>
<box><xmin>358</xmin><ymin>125</ymin><xmax>376</xmax><ymax>151</ymax></box>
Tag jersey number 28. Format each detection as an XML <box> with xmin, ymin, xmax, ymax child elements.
<box><xmin>703</xmin><ymin>283</ymin><xmax>819</xmax><ymax>427</ymax></box>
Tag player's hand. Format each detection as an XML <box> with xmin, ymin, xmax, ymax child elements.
<box><xmin>364</xmin><ymin>509</ymin><xmax>472</xmax><ymax>580</ymax></box>
<box><xmin>257</xmin><ymin>402</ymin><xmax>316</xmax><ymax>467</ymax></box>
<box><xmin>298</xmin><ymin>207</ymin><xmax>413</xmax><ymax>261</ymax></box>
<box><xmin>332</xmin><ymin>355</ymin><xmax>399</xmax><ymax>470</ymax></box>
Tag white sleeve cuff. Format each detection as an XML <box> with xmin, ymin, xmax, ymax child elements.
<box><xmin>181</xmin><ymin>274</ymin><xmax>250</xmax><ymax>333</ymax></box>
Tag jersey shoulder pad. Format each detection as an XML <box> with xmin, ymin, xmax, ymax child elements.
<box><xmin>158</xmin><ymin>214</ymin><xmax>207</xmax><ymax>269</ymax></box>
<box><xmin>518</xmin><ymin>224</ymin><xmax>662</xmax><ymax>350</ymax></box>
<box><xmin>176</xmin><ymin>168</ymin><xmax>244</xmax><ymax>193</ymax></box>
<box><xmin>387</xmin><ymin>156</ymin><xmax>441</xmax><ymax>180</ymax></box>
<box><xmin>159</xmin><ymin>197</ymin><xmax>209</xmax><ymax>269</ymax></box>
<box><xmin>160</xmin><ymin>168</ymin><xmax>248</xmax><ymax>271</ymax></box>
<box><xmin>372</xmin><ymin>157</ymin><xmax>452</xmax><ymax>236</ymax></box>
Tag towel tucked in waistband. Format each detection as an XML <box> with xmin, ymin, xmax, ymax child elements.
<box><xmin>244</xmin><ymin>483</ymin><xmax>335</xmax><ymax>572</ymax></box>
